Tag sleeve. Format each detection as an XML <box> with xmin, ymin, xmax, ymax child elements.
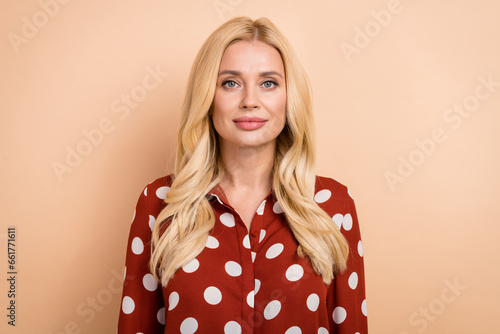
<box><xmin>117</xmin><ymin>183</ymin><xmax>166</xmax><ymax>334</ymax></box>
<box><xmin>326</xmin><ymin>195</ymin><xmax>368</xmax><ymax>333</ymax></box>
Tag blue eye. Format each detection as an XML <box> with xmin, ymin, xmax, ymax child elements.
<box><xmin>223</xmin><ymin>80</ymin><xmax>237</xmax><ymax>88</ymax></box>
<box><xmin>263</xmin><ymin>81</ymin><xmax>277</xmax><ymax>88</ymax></box>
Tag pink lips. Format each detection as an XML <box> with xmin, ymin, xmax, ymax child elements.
<box><xmin>233</xmin><ymin>116</ymin><xmax>267</xmax><ymax>130</ymax></box>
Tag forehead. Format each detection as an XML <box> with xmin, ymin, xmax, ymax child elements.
<box><xmin>219</xmin><ymin>40</ymin><xmax>284</xmax><ymax>74</ymax></box>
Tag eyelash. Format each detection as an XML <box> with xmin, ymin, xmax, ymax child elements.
<box><xmin>221</xmin><ymin>80</ymin><xmax>278</xmax><ymax>89</ymax></box>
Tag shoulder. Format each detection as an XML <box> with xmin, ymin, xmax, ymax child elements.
<box><xmin>313</xmin><ymin>175</ymin><xmax>357</xmax><ymax>222</ymax></box>
<box><xmin>314</xmin><ymin>175</ymin><xmax>353</xmax><ymax>202</ymax></box>
<box><xmin>134</xmin><ymin>174</ymin><xmax>174</xmax><ymax>217</ymax></box>
<box><xmin>143</xmin><ymin>174</ymin><xmax>174</xmax><ymax>195</ymax></box>
<box><xmin>314</xmin><ymin>175</ymin><xmax>361</xmax><ymax>236</ymax></box>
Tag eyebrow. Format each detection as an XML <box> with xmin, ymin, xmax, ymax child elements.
<box><xmin>218</xmin><ymin>70</ymin><xmax>284</xmax><ymax>79</ymax></box>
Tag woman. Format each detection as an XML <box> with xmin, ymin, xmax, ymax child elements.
<box><xmin>117</xmin><ymin>16</ymin><xmax>368</xmax><ymax>334</ymax></box>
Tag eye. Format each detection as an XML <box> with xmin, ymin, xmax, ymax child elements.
<box><xmin>262</xmin><ymin>80</ymin><xmax>277</xmax><ymax>89</ymax></box>
<box><xmin>222</xmin><ymin>80</ymin><xmax>238</xmax><ymax>88</ymax></box>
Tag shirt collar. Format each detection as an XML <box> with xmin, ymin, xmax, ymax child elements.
<box><xmin>207</xmin><ymin>183</ymin><xmax>275</xmax><ymax>206</ymax></box>
<box><xmin>207</xmin><ymin>183</ymin><xmax>228</xmax><ymax>206</ymax></box>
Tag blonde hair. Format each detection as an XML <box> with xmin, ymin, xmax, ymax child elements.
<box><xmin>150</xmin><ymin>16</ymin><xmax>349</xmax><ymax>286</ymax></box>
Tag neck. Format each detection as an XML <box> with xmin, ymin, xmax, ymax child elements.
<box><xmin>219</xmin><ymin>141</ymin><xmax>275</xmax><ymax>191</ymax></box>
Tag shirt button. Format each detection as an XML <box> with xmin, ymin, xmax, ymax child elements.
<box><xmin>251</xmin><ymin>231</ymin><xmax>258</xmax><ymax>237</ymax></box>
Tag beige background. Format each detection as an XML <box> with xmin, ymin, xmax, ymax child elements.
<box><xmin>2</xmin><ymin>0</ymin><xmax>499</xmax><ymax>333</ymax></box>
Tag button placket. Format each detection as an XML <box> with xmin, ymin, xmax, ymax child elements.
<box><xmin>231</xmin><ymin>213</ymin><xmax>256</xmax><ymax>332</ymax></box>
<box><xmin>248</xmin><ymin>199</ymin><xmax>267</xmax><ymax>251</ymax></box>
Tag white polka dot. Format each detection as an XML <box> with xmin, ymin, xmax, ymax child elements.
<box><xmin>148</xmin><ymin>215</ymin><xmax>156</xmax><ymax>230</ymax></box>
<box><xmin>332</xmin><ymin>306</ymin><xmax>347</xmax><ymax>324</ymax></box>
<box><xmin>142</xmin><ymin>274</ymin><xmax>158</xmax><ymax>291</ymax></box>
<box><xmin>225</xmin><ymin>261</ymin><xmax>242</xmax><ymax>277</ymax></box>
<box><xmin>362</xmin><ymin>299</ymin><xmax>368</xmax><ymax>316</ymax></box>
<box><xmin>286</xmin><ymin>264</ymin><xmax>304</xmax><ymax>282</ymax></box>
<box><xmin>273</xmin><ymin>201</ymin><xmax>283</xmax><ymax>214</ymax></box>
<box><xmin>263</xmin><ymin>300</ymin><xmax>281</xmax><ymax>320</ymax></box>
<box><xmin>348</xmin><ymin>188</ymin><xmax>353</xmax><ymax>198</ymax></box>
<box><xmin>254</xmin><ymin>279</ymin><xmax>261</xmax><ymax>294</ymax></box>
<box><xmin>224</xmin><ymin>321</ymin><xmax>242</xmax><ymax>334</ymax></box>
<box><xmin>314</xmin><ymin>189</ymin><xmax>331</xmax><ymax>203</ymax></box>
<box><xmin>306</xmin><ymin>293</ymin><xmax>320</xmax><ymax>311</ymax></box>
<box><xmin>156</xmin><ymin>186</ymin><xmax>170</xmax><ymax>200</ymax></box>
<box><xmin>348</xmin><ymin>272</ymin><xmax>359</xmax><ymax>289</ymax></box>
<box><xmin>180</xmin><ymin>317</ymin><xmax>198</xmax><ymax>334</ymax></box>
<box><xmin>168</xmin><ymin>292</ymin><xmax>179</xmax><ymax>310</ymax></box>
<box><xmin>259</xmin><ymin>230</ymin><xmax>266</xmax><ymax>243</ymax></box>
<box><xmin>265</xmin><ymin>243</ymin><xmax>284</xmax><ymax>259</ymax></box>
<box><xmin>182</xmin><ymin>258</ymin><xmax>199</xmax><ymax>273</ymax></box>
<box><xmin>285</xmin><ymin>326</ymin><xmax>302</xmax><ymax>334</ymax></box>
<box><xmin>204</xmin><ymin>286</ymin><xmax>222</xmax><ymax>305</ymax></box>
<box><xmin>343</xmin><ymin>213</ymin><xmax>353</xmax><ymax>230</ymax></box>
<box><xmin>332</xmin><ymin>214</ymin><xmax>343</xmax><ymax>230</ymax></box>
<box><xmin>251</xmin><ymin>252</ymin><xmax>256</xmax><ymax>262</ymax></box>
<box><xmin>358</xmin><ymin>240</ymin><xmax>363</xmax><ymax>257</ymax></box>
<box><xmin>157</xmin><ymin>307</ymin><xmax>165</xmax><ymax>324</ymax></box>
<box><xmin>131</xmin><ymin>237</ymin><xmax>144</xmax><ymax>255</ymax></box>
<box><xmin>131</xmin><ymin>210</ymin><xmax>136</xmax><ymax>223</ymax></box>
<box><xmin>206</xmin><ymin>236</ymin><xmax>219</xmax><ymax>249</ymax></box>
<box><xmin>318</xmin><ymin>328</ymin><xmax>329</xmax><ymax>334</ymax></box>
<box><xmin>256</xmin><ymin>200</ymin><xmax>266</xmax><ymax>215</ymax></box>
<box><xmin>121</xmin><ymin>296</ymin><xmax>135</xmax><ymax>314</ymax></box>
<box><xmin>331</xmin><ymin>213</ymin><xmax>353</xmax><ymax>231</ymax></box>
<box><xmin>144</xmin><ymin>187</ymin><xmax>148</xmax><ymax>196</ymax></box>
<box><xmin>246</xmin><ymin>290</ymin><xmax>254</xmax><ymax>308</ymax></box>
<box><xmin>220</xmin><ymin>213</ymin><xmax>235</xmax><ymax>227</ymax></box>
<box><xmin>243</xmin><ymin>234</ymin><xmax>250</xmax><ymax>249</ymax></box>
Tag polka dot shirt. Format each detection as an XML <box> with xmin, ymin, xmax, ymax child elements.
<box><xmin>117</xmin><ymin>175</ymin><xmax>368</xmax><ymax>333</ymax></box>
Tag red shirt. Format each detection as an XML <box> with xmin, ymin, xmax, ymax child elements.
<box><xmin>117</xmin><ymin>175</ymin><xmax>368</xmax><ymax>333</ymax></box>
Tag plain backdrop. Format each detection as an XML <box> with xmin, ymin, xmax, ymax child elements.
<box><xmin>1</xmin><ymin>0</ymin><xmax>500</xmax><ymax>333</ymax></box>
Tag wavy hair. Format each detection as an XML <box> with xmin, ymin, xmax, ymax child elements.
<box><xmin>150</xmin><ymin>16</ymin><xmax>349</xmax><ymax>286</ymax></box>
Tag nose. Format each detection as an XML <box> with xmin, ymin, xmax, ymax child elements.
<box><xmin>240</xmin><ymin>86</ymin><xmax>259</xmax><ymax>110</ymax></box>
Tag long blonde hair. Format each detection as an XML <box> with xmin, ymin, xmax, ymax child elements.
<box><xmin>150</xmin><ymin>16</ymin><xmax>349</xmax><ymax>286</ymax></box>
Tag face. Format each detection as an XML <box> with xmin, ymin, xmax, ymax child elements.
<box><xmin>212</xmin><ymin>39</ymin><xmax>287</xmax><ymax>152</ymax></box>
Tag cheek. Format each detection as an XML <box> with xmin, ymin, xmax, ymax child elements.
<box><xmin>212</xmin><ymin>92</ymin><xmax>238</xmax><ymax>116</ymax></box>
<box><xmin>212</xmin><ymin>93</ymin><xmax>222</xmax><ymax>116</ymax></box>
<box><xmin>212</xmin><ymin>96</ymin><xmax>227</xmax><ymax>123</ymax></box>
<box><xmin>274</xmin><ymin>92</ymin><xmax>287</xmax><ymax>122</ymax></box>
<box><xmin>211</xmin><ymin>100</ymin><xmax>233</xmax><ymax>137</ymax></box>
<box><xmin>211</xmin><ymin>110</ymin><xmax>225</xmax><ymax>135</ymax></box>
<box><xmin>268</xmin><ymin>95</ymin><xmax>287</xmax><ymax>136</ymax></box>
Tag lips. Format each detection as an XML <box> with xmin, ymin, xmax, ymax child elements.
<box><xmin>233</xmin><ymin>116</ymin><xmax>267</xmax><ymax>130</ymax></box>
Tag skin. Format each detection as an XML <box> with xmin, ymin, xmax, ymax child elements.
<box><xmin>212</xmin><ymin>39</ymin><xmax>287</xmax><ymax>230</ymax></box>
